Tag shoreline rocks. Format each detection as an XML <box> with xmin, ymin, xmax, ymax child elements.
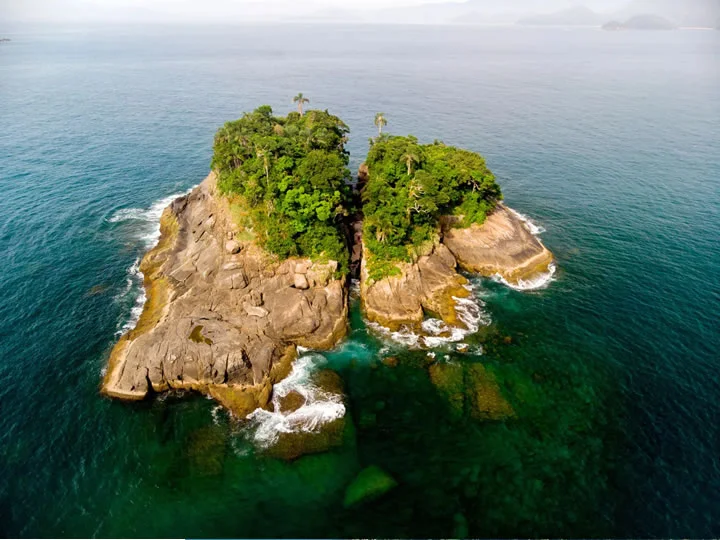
<box><xmin>360</xmin><ymin>243</ymin><xmax>470</xmax><ymax>331</ymax></box>
<box><xmin>442</xmin><ymin>204</ymin><xmax>554</xmax><ymax>286</ymax></box>
<box><xmin>102</xmin><ymin>172</ymin><xmax>348</xmax><ymax>416</ymax></box>
<box><xmin>359</xmin><ymin>204</ymin><xmax>554</xmax><ymax>331</ymax></box>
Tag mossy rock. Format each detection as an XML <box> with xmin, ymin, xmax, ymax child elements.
<box><xmin>188</xmin><ymin>325</ymin><xmax>213</xmax><ymax>345</ymax></box>
<box><xmin>313</xmin><ymin>369</ymin><xmax>344</xmax><ymax>395</ymax></box>
<box><xmin>266</xmin><ymin>416</ymin><xmax>347</xmax><ymax>461</ymax></box>
<box><xmin>428</xmin><ymin>361</ymin><xmax>515</xmax><ymax>421</ymax></box>
<box><xmin>381</xmin><ymin>356</ymin><xmax>399</xmax><ymax>368</ymax></box>
<box><xmin>343</xmin><ymin>465</ymin><xmax>398</xmax><ymax>508</ymax></box>
<box><xmin>466</xmin><ymin>364</ymin><xmax>515</xmax><ymax>420</ymax></box>
<box><xmin>278</xmin><ymin>390</ymin><xmax>306</xmax><ymax>413</ymax></box>
<box><xmin>428</xmin><ymin>361</ymin><xmax>465</xmax><ymax>418</ymax></box>
<box><xmin>208</xmin><ymin>382</ymin><xmax>269</xmax><ymax>418</ymax></box>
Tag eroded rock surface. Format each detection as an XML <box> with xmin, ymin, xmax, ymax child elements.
<box><xmin>103</xmin><ymin>173</ymin><xmax>348</xmax><ymax>416</ymax></box>
<box><xmin>360</xmin><ymin>243</ymin><xmax>470</xmax><ymax>331</ymax></box>
<box><xmin>360</xmin><ymin>204</ymin><xmax>553</xmax><ymax>330</ymax></box>
<box><xmin>442</xmin><ymin>204</ymin><xmax>554</xmax><ymax>285</ymax></box>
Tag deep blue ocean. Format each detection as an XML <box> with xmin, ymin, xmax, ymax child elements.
<box><xmin>0</xmin><ymin>24</ymin><xmax>718</xmax><ymax>538</ymax></box>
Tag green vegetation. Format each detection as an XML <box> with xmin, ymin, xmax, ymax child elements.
<box><xmin>362</xmin><ymin>135</ymin><xmax>502</xmax><ymax>279</ymax></box>
<box><xmin>211</xmin><ymin>105</ymin><xmax>352</xmax><ymax>272</ymax></box>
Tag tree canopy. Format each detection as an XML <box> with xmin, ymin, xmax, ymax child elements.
<box><xmin>362</xmin><ymin>135</ymin><xmax>502</xmax><ymax>279</ymax></box>
<box><xmin>211</xmin><ymin>105</ymin><xmax>352</xmax><ymax>272</ymax></box>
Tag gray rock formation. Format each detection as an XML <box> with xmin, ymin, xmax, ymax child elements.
<box><xmin>442</xmin><ymin>204</ymin><xmax>554</xmax><ymax>286</ymax></box>
<box><xmin>102</xmin><ymin>173</ymin><xmax>348</xmax><ymax>416</ymax></box>
<box><xmin>361</xmin><ymin>204</ymin><xmax>554</xmax><ymax>330</ymax></box>
<box><xmin>360</xmin><ymin>243</ymin><xmax>470</xmax><ymax>331</ymax></box>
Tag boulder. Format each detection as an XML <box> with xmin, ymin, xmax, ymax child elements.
<box><xmin>360</xmin><ymin>243</ymin><xmax>469</xmax><ymax>331</ymax></box>
<box><xmin>294</xmin><ymin>273</ymin><xmax>309</xmax><ymax>290</ymax></box>
<box><xmin>343</xmin><ymin>465</ymin><xmax>398</xmax><ymax>508</ymax></box>
<box><xmin>442</xmin><ymin>204</ymin><xmax>553</xmax><ymax>286</ymax></box>
<box><xmin>225</xmin><ymin>239</ymin><xmax>241</xmax><ymax>254</ymax></box>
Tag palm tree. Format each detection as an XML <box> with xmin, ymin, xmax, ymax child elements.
<box><xmin>374</xmin><ymin>112</ymin><xmax>387</xmax><ymax>136</ymax></box>
<box><xmin>403</xmin><ymin>152</ymin><xmax>419</xmax><ymax>176</ymax></box>
<box><xmin>255</xmin><ymin>146</ymin><xmax>270</xmax><ymax>185</ymax></box>
<box><xmin>293</xmin><ymin>93</ymin><xmax>310</xmax><ymax>115</ymax></box>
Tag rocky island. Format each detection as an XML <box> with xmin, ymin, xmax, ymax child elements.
<box><xmin>359</xmin><ymin>135</ymin><xmax>553</xmax><ymax>331</ymax></box>
<box><xmin>603</xmin><ymin>14</ymin><xmax>678</xmax><ymax>30</ymax></box>
<box><xmin>103</xmin><ymin>106</ymin><xmax>352</xmax><ymax>417</ymax></box>
<box><xmin>103</xmin><ymin>105</ymin><xmax>554</xmax><ymax>452</ymax></box>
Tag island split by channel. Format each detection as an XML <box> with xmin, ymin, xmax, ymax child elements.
<box><xmin>102</xmin><ymin>105</ymin><xmax>555</xmax><ymax>461</ymax></box>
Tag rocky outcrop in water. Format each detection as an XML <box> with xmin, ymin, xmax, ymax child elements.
<box><xmin>360</xmin><ymin>243</ymin><xmax>470</xmax><ymax>331</ymax></box>
<box><xmin>442</xmin><ymin>204</ymin><xmax>554</xmax><ymax>286</ymax></box>
<box><xmin>102</xmin><ymin>173</ymin><xmax>348</xmax><ymax>416</ymax></box>
<box><xmin>359</xmin><ymin>204</ymin><xmax>554</xmax><ymax>330</ymax></box>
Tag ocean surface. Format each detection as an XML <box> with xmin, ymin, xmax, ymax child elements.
<box><xmin>0</xmin><ymin>24</ymin><xmax>718</xmax><ymax>538</ymax></box>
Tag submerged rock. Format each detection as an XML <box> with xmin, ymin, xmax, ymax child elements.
<box><xmin>428</xmin><ymin>361</ymin><xmax>465</xmax><ymax>418</ymax></box>
<box><xmin>428</xmin><ymin>361</ymin><xmax>515</xmax><ymax>421</ymax></box>
<box><xmin>466</xmin><ymin>364</ymin><xmax>515</xmax><ymax>420</ymax></box>
<box><xmin>264</xmin><ymin>370</ymin><xmax>351</xmax><ymax>461</ymax></box>
<box><xmin>186</xmin><ymin>425</ymin><xmax>226</xmax><ymax>477</ymax></box>
<box><xmin>343</xmin><ymin>465</ymin><xmax>398</xmax><ymax>508</ymax></box>
<box><xmin>102</xmin><ymin>173</ymin><xmax>348</xmax><ymax>416</ymax></box>
<box><xmin>442</xmin><ymin>204</ymin><xmax>554</xmax><ymax>287</ymax></box>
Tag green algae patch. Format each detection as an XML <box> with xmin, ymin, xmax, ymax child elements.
<box><xmin>188</xmin><ymin>325</ymin><xmax>213</xmax><ymax>345</ymax></box>
<box><xmin>344</xmin><ymin>465</ymin><xmax>398</xmax><ymax>508</ymax></box>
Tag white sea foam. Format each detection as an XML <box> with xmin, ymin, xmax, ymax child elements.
<box><xmin>366</xmin><ymin>283</ymin><xmax>490</xmax><ymax>349</ymax></box>
<box><xmin>113</xmin><ymin>188</ymin><xmax>193</xmax><ymax>334</ymax></box>
<box><xmin>492</xmin><ymin>262</ymin><xmax>557</xmax><ymax>291</ymax></box>
<box><xmin>246</xmin><ymin>353</ymin><xmax>345</xmax><ymax>448</ymax></box>
<box><xmin>507</xmin><ymin>207</ymin><xmax>546</xmax><ymax>236</ymax></box>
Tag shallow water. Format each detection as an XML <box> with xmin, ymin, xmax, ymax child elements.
<box><xmin>0</xmin><ymin>24</ymin><xmax>718</xmax><ymax>537</ymax></box>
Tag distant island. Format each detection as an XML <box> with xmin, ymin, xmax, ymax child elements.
<box><xmin>517</xmin><ymin>6</ymin><xmax>606</xmax><ymax>27</ymax></box>
<box><xmin>603</xmin><ymin>14</ymin><xmax>677</xmax><ymax>30</ymax></box>
<box><xmin>102</xmin><ymin>101</ymin><xmax>554</xmax><ymax>458</ymax></box>
<box><xmin>0</xmin><ymin>38</ymin><xmax>11</xmax><ymax>43</ymax></box>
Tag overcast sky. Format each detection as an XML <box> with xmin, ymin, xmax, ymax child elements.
<box><xmin>0</xmin><ymin>0</ymin><xmax>468</xmax><ymax>22</ymax></box>
<box><xmin>3</xmin><ymin>0</ymin><xmax>709</xmax><ymax>24</ymax></box>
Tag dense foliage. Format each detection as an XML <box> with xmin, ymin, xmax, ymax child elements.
<box><xmin>362</xmin><ymin>135</ymin><xmax>502</xmax><ymax>279</ymax></box>
<box><xmin>211</xmin><ymin>106</ymin><xmax>352</xmax><ymax>272</ymax></box>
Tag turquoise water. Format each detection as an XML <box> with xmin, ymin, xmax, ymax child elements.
<box><xmin>1</xmin><ymin>25</ymin><xmax>719</xmax><ymax>537</ymax></box>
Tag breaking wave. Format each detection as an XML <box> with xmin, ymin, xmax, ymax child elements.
<box><xmin>498</xmin><ymin>207</ymin><xmax>557</xmax><ymax>291</ymax></box>
<box><xmin>112</xmin><ymin>189</ymin><xmax>192</xmax><ymax>335</ymax></box>
<box><xmin>507</xmin><ymin>206</ymin><xmax>547</xmax><ymax>235</ymax></box>
<box><xmin>366</xmin><ymin>282</ymin><xmax>490</xmax><ymax>350</ymax></box>
<box><xmin>246</xmin><ymin>352</ymin><xmax>346</xmax><ymax>448</ymax></box>
<box><xmin>492</xmin><ymin>262</ymin><xmax>557</xmax><ymax>291</ymax></box>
